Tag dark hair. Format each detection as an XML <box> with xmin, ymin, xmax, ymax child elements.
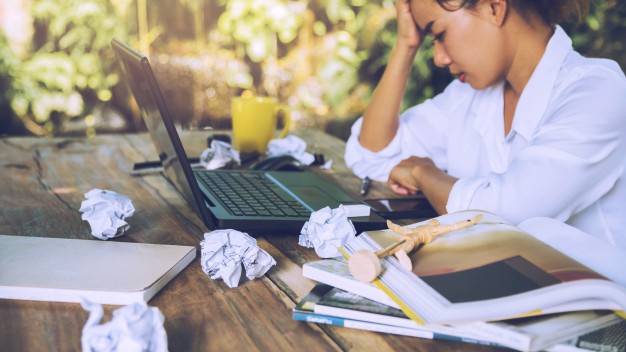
<box><xmin>435</xmin><ymin>0</ymin><xmax>589</xmax><ymax>26</ymax></box>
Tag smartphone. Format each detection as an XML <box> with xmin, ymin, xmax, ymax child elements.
<box><xmin>362</xmin><ymin>196</ymin><xmax>437</xmax><ymax>220</ymax></box>
<box><xmin>131</xmin><ymin>157</ymin><xmax>201</xmax><ymax>176</ymax></box>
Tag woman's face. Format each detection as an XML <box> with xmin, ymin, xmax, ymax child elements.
<box><xmin>410</xmin><ymin>0</ymin><xmax>510</xmax><ymax>90</ymax></box>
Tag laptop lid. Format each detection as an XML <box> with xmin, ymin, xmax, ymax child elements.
<box><xmin>111</xmin><ymin>38</ymin><xmax>217</xmax><ymax>229</ymax></box>
<box><xmin>112</xmin><ymin>38</ymin><xmax>387</xmax><ymax>234</ymax></box>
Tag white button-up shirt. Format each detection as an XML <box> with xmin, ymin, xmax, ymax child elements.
<box><xmin>345</xmin><ymin>26</ymin><xmax>626</xmax><ymax>248</ymax></box>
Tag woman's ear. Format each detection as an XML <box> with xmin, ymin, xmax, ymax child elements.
<box><xmin>479</xmin><ymin>0</ymin><xmax>508</xmax><ymax>26</ymax></box>
<box><xmin>490</xmin><ymin>0</ymin><xmax>508</xmax><ymax>26</ymax></box>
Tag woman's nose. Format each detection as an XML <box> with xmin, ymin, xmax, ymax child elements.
<box><xmin>433</xmin><ymin>41</ymin><xmax>452</xmax><ymax>68</ymax></box>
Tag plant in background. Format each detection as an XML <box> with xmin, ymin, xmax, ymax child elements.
<box><xmin>1</xmin><ymin>0</ymin><xmax>623</xmax><ymax>136</ymax></box>
<box><xmin>566</xmin><ymin>0</ymin><xmax>626</xmax><ymax>70</ymax></box>
<box><xmin>311</xmin><ymin>0</ymin><xmax>373</xmax><ymax>117</ymax></box>
<box><xmin>213</xmin><ymin>0</ymin><xmax>624</xmax><ymax>134</ymax></box>
<box><xmin>2</xmin><ymin>0</ymin><xmax>125</xmax><ymax>136</ymax></box>
<box><xmin>0</xmin><ymin>32</ymin><xmax>22</xmax><ymax>133</ymax></box>
<box><xmin>214</xmin><ymin>0</ymin><xmax>442</xmax><ymax>130</ymax></box>
<box><xmin>217</xmin><ymin>0</ymin><xmax>306</xmax><ymax>90</ymax></box>
<box><xmin>214</xmin><ymin>0</ymin><xmax>376</xmax><ymax>127</ymax></box>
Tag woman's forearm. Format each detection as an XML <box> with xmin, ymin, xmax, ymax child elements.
<box><xmin>359</xmin><ymin>44</ymin><xmax>418</xmax><ymax>152</ymax></box>
<box><xmin>413</xmin><ymin>164</ymin><xmax>457</xmax><ymax>215</ymax></box>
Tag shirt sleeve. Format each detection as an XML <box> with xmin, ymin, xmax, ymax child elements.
<box><xmin>447</xmin><ymin>66</ymin><xmax>626</xmax><ymax>225</ymax></box>
<box><xmin>344</xmin><ymin>82</ymin><xmax>466</xmax><ymax>182</ymax></box>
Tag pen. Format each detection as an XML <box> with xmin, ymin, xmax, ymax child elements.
<box><xmin>360</xmin><ymin>177</ymin><xmax>371</xmax><ymax>196</ymax></box>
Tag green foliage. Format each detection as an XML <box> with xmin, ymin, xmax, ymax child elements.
<box><xmin>0</xmin><ymin>33</ymin><xmax>20</xmax><ymax>132</ymax></box>
<box><xmin>218</xmin><ymin>0</ymin><xmax>306</xmax><ymax>63</ymax></box>
<box><xmin>566</xmin><ymin>0</ymin><xmax>626</xmax><ymax>71</ymax></box>
<box><xmin>0</xmin><ymin>34</ymin><xmax>17</xmax><ymax>104</ymax></box>
<box><xmin>215</xmin><ymin>0</ymin><xmax>441</xmax><ymax>121</ymax></box>
<box><xmin>1</xmin><ymin>0</ymin><xmax>624</xmax><ymax>135</ymax></box>
<box><xmin>215</xmin><ymin>0</ymin><xmax>625</xmax><ymax>124</ymax></box>
<box><xmin>0</xmin><ymin>0</ymin><xmax>125</xmax><ymax>135</ymax></box>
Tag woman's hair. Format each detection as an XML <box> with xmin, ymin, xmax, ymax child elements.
<box><xmin>435</xmin><ymin>0</ymin><xmax>589</xmax><ymax>26</ymax></box>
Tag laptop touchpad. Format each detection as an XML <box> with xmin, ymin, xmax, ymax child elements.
<box><xmin>289</xmin><ymin>186</ymin><xmax>343</xmax><ymax>210</ymax></box>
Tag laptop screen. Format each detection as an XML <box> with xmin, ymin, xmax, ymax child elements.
<box><xmin>111</xmin><ymin>38</ymin><xmax>216</xmax><ymax>229</ymax></box>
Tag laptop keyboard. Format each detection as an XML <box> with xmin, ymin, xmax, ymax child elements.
<box><xmin>195</xmin><ymin>171</ymin><xmax>311</xmax><ymax>217</ymax></box>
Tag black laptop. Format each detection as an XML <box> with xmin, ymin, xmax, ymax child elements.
<box><xmin>111</xmin><ymin>38</ymin><xmax>386</xmax><ymax>234</ymax></box>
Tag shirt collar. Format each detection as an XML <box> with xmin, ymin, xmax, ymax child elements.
<box><xmin>510</xmin><ymin>25</ymin><xmax>572</xmax><ymax>141</ymax></box>
<box><xmin>472</xmin><ymin>80</ymin><xmax>505</xmax><ymax>138</ymax></box>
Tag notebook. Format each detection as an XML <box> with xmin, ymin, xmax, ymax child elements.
<box><xmin>0</xmin><ymin>235</ymin><xmax>195</xmax><ymax>305</ymax></box>
<box><xmin>111</xmin><ymin>38</ymin><xmax>386</xmax><ymax>234</ymax></box>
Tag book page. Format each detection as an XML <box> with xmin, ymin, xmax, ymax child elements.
<box><xmin>374</xmin><ymin>211</ymin><xmax>608</xmax><ymax>303</ymax></box>
<box><xmin>518</xmin><ymin>217</ymin><xmax>626</xmax><ymax>287</ymax></box>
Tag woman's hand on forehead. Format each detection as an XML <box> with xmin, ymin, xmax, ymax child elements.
<box><xmin>396</xmin><ymin>0</ymin><xmax>424</xmax><ymax>50</ymax></box>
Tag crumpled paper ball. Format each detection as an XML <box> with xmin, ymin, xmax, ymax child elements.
<box><xmin>299</xmin><ymin>205</ymin><xmax>357</xmax><ymax>258</ymax></box>
<box><xmin>79</xmin><ymin>189</ymin><xmax>135</xmax><ymax>240</ymax></box>
<box><xmin>199</xmin><ymin>140</ymin><xmax>241</xmax><ymax>170</ymax></box>
<box><xmin>81</xmin><ymin>300</ymin><xmax>168</xmax><ymax>352</ymax></box>
<box><xmin>200</xmin><ymin>229</ymin><xmax>276</xmax><ymax>288</ymax></box>
<box><xmin>266</xmin><ymin>135</ymin><xmax>315</xmax><ymax>165</ymax></box>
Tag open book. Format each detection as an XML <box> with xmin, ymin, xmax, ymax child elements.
<box><xmin>302</xmin><ymin>259</ymin><xmax>623</xmax><ymax>351</ymax></box>
<box><xmin>340</xmin><ymin>210</ymin><xmax>626</xmax><ymax>325</ymax></box>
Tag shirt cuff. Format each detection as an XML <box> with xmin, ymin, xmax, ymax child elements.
<box><xmin>446</xmin><ymin>177</ymin><xmax>489</xmax><ymax>213</ymax></box>
<box><xmin>345</xmin><ymin>118</ymin><xmax>405</xmax><ymax>182</ymax></box>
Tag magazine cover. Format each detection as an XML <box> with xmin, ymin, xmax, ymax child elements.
<box><xmin>293</xmin><ymin>284</ymin><xmax>500</xmax><ymax>347</ymax></box>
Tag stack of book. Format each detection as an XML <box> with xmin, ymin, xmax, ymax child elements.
<box><xmin>294</xmin><ymin>210</ymin><xmax>626</xmax><ymax>352</ymax></box>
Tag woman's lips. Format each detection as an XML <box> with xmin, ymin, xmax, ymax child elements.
<box><xmin>458</xmin><ymin>72</ymin><xmax>466</xmax><ymax>83</ymax></box>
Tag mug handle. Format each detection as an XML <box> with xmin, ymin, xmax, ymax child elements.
<box><xmin>276</xmin><ymin>105</ymin><xmax>291</xmax><ymax>139</ymax></box>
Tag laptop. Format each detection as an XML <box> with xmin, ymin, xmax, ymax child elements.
<box><xmin>111</xmin><ymin>38</ymin><xmax>386</xmax><ymax>234</ymax></box>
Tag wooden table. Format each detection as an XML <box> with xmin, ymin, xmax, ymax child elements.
<box><xmin>0</xmin><ymin>130</ymin><xmax>504</xmax><ymax>351</ymax></box>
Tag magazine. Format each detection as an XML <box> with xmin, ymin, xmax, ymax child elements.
<box><xmin>293</xmin><ymin>284</ymin><xmax>501</xmax><ymax>348</ymax></box>
<box><xmin>297</xmin><ymin>283</ymin><xmax>622</xmax><ymax>351</ymax></box>
<box><xmin>340</xmin><ymin>210</ymin><xmax>626</xmax><ymax>325</ymax></box>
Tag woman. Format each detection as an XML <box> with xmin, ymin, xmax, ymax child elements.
<box><xmin>345</xmin><ymin>0</ymin><xmax>626</xmax><ymax>248</ymax></box>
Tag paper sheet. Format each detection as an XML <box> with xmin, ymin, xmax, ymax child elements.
<box><xmin>79</xmin><ymin>189</ymin><xmax>135</xmax><ymax>240</ymax></box>
<box><xmin>200</xmin><ymin>229</ymin><xmax>276</xmax><ymax>288</ymax></box>
<box><xmin>299</xmin><ymin>205</ymin><xmax>357</xmax><ymax>258</ymax></box>
<box><xmin>199</xmin><ymin>140</ymin><xmax>241</xmax><ymax>170</ymax></box>
<box><xmin>81</xmin><ymin>301</ymin><xmax>168</xmax><ymax>352</ymax></box>
<box><xmin>266</xmin><ymin>135</ymin><xmax>315</xmax><ymax>165</ymax></box>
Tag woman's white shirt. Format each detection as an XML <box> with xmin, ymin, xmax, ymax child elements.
<box><xmin>345</xmin><ymin>26</ymin><xmax>626</xmax><ymax>248</ymax></box>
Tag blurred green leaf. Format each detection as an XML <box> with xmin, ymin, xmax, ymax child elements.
<box><xmin>0</xmin><ymin>0</ymin><xmax>125</xmax><ymax>134</ymax></box>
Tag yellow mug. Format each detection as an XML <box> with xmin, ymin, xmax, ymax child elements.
<box><xmin>231</xmin><ymin>96</ymin><xmax>290</xmax><ymax>153</ymax></box>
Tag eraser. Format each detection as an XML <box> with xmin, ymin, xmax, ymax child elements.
<box><xmin>343</xmin><ymin>204</ymin><xmax>371</xmax><ymax>218</ymax></box>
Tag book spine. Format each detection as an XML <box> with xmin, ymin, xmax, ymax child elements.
<box><xmin>314</xmin><ymin>305</ymin><xmax>419</xmax><ymax>329</ymax></box>
<box><xmin>293</xmin><ymin>312</ymin><xmax>502</xmax><ymax>348</ymax></box>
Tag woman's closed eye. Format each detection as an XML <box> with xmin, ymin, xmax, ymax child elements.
<box><xmin>433</xmin><ymin>31</ymin><xmax>445</xmax><ymax>42</ymax></box>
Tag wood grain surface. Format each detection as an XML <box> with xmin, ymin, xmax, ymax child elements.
<box><xmin>0</xmin><ymin>130</ymin><xmax>503</xmax><ymax>352</ymax></box>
